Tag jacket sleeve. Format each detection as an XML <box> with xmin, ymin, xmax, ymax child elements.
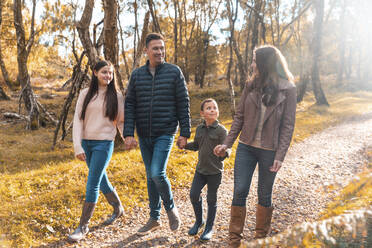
<box><xmin>72</xmin><ymin>89</ymin><xmax>87</xmax><ymax>156</ymax></box>
<box><xmin>115</xmin><ymin>92</ymin><xmax>125</xmax><ymax>139</ymax></box>
<box><xmin>274</xmin><ymin>86</ymin><xmax>297</xmax><ymax>162</ymax></box>
<box><xmin>184</xmin><ymin>127</ymin><xmax>200</xmax><ymax>151</ymax></box>
<box><xmin>219</xmin><ymin>125</ymin><xmax>231</xmax><ymax>160</ymax></box>
<box><xmin>175</xmin><ymin>67</ymin><xmax>191</xmax><ymax>138</ymax></box>
<box><xmin>223</xmin><ymin>83</ymin><xmax>250</xmax><ymax>148</ymax></box>
<box><xmin>124</xmin><ymin>70</ymin><xmax>137</xmax><ymax>137</ymax></box>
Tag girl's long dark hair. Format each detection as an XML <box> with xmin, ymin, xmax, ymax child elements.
<box><xmin>248</xmin><ymin>45</ymin><xmax>293</xmax><ymax>106</ymax></box>
<box><xmin>80</xmin><ymin>60</ymin><xmax>118</xmax><ymax>121</ymax></box>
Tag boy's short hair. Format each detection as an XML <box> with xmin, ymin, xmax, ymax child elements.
<box><xmin>201</xmin><ymin>98</ymin><xmax>217</xmax><ymax>111</ymax></box>
<box><xmin>145</xmin><ymin>33</ymin><xmax>164</xmax><ymax>47</ymax></box>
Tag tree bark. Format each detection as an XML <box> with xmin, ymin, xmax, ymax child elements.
<box><xmin>103</xmin><ymin>0</ymin><xmax>124</xmax><ymax>91</ymax></box>
<box><xmin>13</xmin><ymin>0</ymin><xmax>40</xmax><ymax>129</ymax></box>
<box><xmin>0</xmin><ymin>84</ymin><xmax>9</xmax><ymax>100</ymax></box>
<box><xmin>311</xmin><ymin>0</ymin><xmax>329</xmax><ymax>106</ymax></box>
<box><xmin>133</xmin><ymin>11</ymin><xmax>150</xmax><ymax>70</ymax></box>
<box><xmin>147</xmin><ymin>0</ymin><xmax>162</xmax><ymax>34</ymax></box>
<box><xmin>336</xmin><ymin>0</ymin><xmax>346</xmax><ymax>85</ymax></box>
<box><xmin>76</xmin><ymin>0</ymin><xmax>98</xmax><ymax>68</ymax></box>
<box><xmin>0</xmin><ymin>2</ymin><xmax>12</xmax><ymax>90</ymax></box>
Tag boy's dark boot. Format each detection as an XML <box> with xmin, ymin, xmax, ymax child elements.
<box><xmin>68</xmin><ymin>202</ymin><xmax>96</xmax><ymax>242</ymax></box>
<box><xmin>200</xmin><ymin>204</ymin><xmax>217</xmax><ymax>241</ymax></box>
<box><xmin>103</xmin><ymin>190</ymin><xmax>124</xmax><ymax>225</ymax></box>
<box><xmin>188</xmin><ymin>199</ymin><xmax>204</xmax><ymax>236</ymax></box>
<box><xmin>254</xmin><ymin>204</ymin><xmax>273</xmax><ymax>239</ymax></box>
<box><xmin>228</xmin><ymin>205</ymin><xmax>246</xmax><ymax>248</ymax></box>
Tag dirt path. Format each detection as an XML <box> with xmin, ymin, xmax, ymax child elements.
<box><xmin>45</xmin><ymin>112</ymin><xmax>372</xmax><ymax>248</ymax></box>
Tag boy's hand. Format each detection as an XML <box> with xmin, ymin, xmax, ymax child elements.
<box><xmin>177</xmin><ymin>136</ymin><xmax>187</xmax><ymax>149</ymax></box>
<box><xmin>214</xmin><ymin>144</ymin><xmax>227</xmax><ymax>157</ymax></box>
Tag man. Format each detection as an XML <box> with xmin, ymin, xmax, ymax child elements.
<box><xmin>124</xmin><ymin>33</ymin><xmax>191</xmax><ymax>234</ymax></box>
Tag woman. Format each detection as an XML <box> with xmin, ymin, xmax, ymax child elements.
<box><xmin>68</xmin><ymin>60</ymin><xmax>125</xmax><ymax>242</ymax></box>
<box><xmin>214</xmin><ymin>45</ymin><xmax>297</xmax><ymax>247</ymax></box>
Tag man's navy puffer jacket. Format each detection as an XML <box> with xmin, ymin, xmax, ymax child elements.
<box><xmin>124</xmin><ymin>61</ymin><xmax>191</xmax><ymax>138</ymax></box>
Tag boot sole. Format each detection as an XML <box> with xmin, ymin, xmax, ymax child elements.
<box><xmin>136</xmin><ymin>225</ymin><xmax>161</xmax><ymax>235</ymax></box>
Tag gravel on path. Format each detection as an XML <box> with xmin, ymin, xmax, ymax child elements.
<box><xmin>46</xmin><ymin>113</ymin><xmax>372</xmax><ymax>248</ymax></box>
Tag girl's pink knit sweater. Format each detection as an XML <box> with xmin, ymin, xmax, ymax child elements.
<box><xmin>73</xmin><ymin>87</ymin><xmax>124</xmax><ymax>156</ymax></box>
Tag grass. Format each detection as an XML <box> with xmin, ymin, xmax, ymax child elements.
<box><xmin>0</xmin><ymin>81</ymin><xmax>372</xmax><ymax>247</ymax></box>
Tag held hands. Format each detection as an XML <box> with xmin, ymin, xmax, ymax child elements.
<box><xmin>76</xmin><ymin>153</ymin><xmax>86</xmax><ymax>161</ymax></box>
<box><xmin>270</xmin><ymin>160</ymin><xmax>282</xmax><ymax>172</ymax></box>
<box><xmin>177</xmin><ymin>136</ymin><xmax>187</xmax><ymax>149</ymax></box>
<box><xmin>214</xmin><ymin>144</ymin><xmax>227</xmax><ymax>157</ymax></box>
<box><xmin>124</xmin><ymin>136</ymin><xmax>138</xmax><ymax>150</ymax></box>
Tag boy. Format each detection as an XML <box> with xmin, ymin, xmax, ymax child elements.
<box><xmin>184</xmin><ymin>98</ymin><xmax>230</xmax><ymax>241</ymax></box>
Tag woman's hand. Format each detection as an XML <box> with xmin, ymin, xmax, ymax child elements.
<box><xmin>76</xmin><ymin>153</ymin><xmax>86</xmax><ymax>161</ymax></box>
<box><xmin>270</xmin><ymin>160</ymin><xmax>282</xmax><ymax>172</ymax></box>
<box><xmin>214</xmin><ymin>144</ymin><xmax>227</xmax><ymax>157</ymax></box>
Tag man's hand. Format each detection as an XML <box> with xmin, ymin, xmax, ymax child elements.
<box><xmin>76</xmin><ymin>153</ymin><xmax>86</xmax><ymax>161</ymax></box>
<box><xmin>214</xmin><ymin>144</ymin><xmax>227</xmax><ymax>157</ymax></box>
<box><xmin>177</xmin><ymin>136</ymin><xmax>187</xmax><ymax>149</ymax></box>
<box><xmin>270</xmin><ymin>160</ymin><xmax>282</xmax><ymax>172</ymax></box>
<box><xmin>124</xmin><ymin>136</ymin><xmax>138</xmax><ymax>150</ymax></box>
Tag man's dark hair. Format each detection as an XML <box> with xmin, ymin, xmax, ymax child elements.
<box><xmin>145</xmin><ymin>33</ymin><xmax>164</xmax><ymax>47</ymax></box>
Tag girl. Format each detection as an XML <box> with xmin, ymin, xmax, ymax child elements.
<box><xmin>68</xmin><ymin>60</ymin><xmax>125</xmax><ymax>242</ymax></box>
<box><xmin>214</xmin><ymin>45</ymin><xmax>297</xmax><ymax>247</ymax></box>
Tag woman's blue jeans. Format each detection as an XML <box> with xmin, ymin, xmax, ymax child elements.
<box><xmin>138</xmin><ymin>135</ymin><xmax>175</xmax><ymax>220</ymax></box>
<box><xmin>82</xmin><ymin>139</ymin><xmax>114</xmax><ymax>203</ymax></box>
<box><xmin>232</xmin><ymin>143</ymin><xmax>277</xmax><ymax>207</ymax></box>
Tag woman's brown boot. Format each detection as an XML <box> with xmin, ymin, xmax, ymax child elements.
<box><xmin>228</xmin><ymin>205</ymin><xmax>246</xmax><ymax>248</ymax></box>
<box><xmin>68</xmin><ymin>202</ymin><xmax>96</xmax><ymax>242</ymax></box>
<box><xmin>254</xmin><ymin>204</ymin><xmax>273</xmax><ymax>239</ymax></box>
<box><xmin>103</xmin><ymin>190</ymin><xmax>124</xmax><ymax>225</ymax></box>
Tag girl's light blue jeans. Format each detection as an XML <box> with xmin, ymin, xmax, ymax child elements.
<box><xmin>82</xmin><ymin>139</ymin><xmax>114</xmax><ymax>203</ymax></box>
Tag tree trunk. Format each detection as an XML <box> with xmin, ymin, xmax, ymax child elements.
<box><xmin>226</xmin><ymin>0</ymin><xmax>237</xmax><ymax>118</ymax></box>
<box><xmin>76</xmin><ymin>0</ymin><xmax>98</xmax><ymax>68</ymax></box>
<box><xmin>297</xmin><ymin>73</ymin><xmax>309</xmax><ymax>103</ymax></box>
<box><xmin>52</xmin><ymin>56</ymin><xmax>88</xmax><ymax>149</ymax></box>
<box><xmin>133</xmin><ymin>11</ymin><xmax>150</xmax><ymax>70</ymax></box>
<box><xmin>103</xmin><ymin>0</ymin><xmax>124</xmax><ymax>91</ymax></box>
<box><xmin>0</xmin><ymin>2</ymin><xmax>12</xmax><ymax>90</ymax></box>
<box><xmin>147</xmin><ymin>0</ymin><xmax>162</xmax><ymax>34</ymax></box>
<box><xmin>0</xmin><ymin>84</ymin><xmax>9</xmax><ymax>100</ymax></box>
<box><xmin>336</xmin><ymin>0</ymin><xmax>346</xmax><ymax>85</ymax></box>
<box><xmin>173</xmin><ymin>0</ymin><xmax>178</xmax><ymax>64</ymax></box>
<box><xmin>311</xmin><ymin>0</ymin><xmax>329</xmax><ymax>106</ymax></box>
<box><xmin>14</xmin><ymin>0</ymin><xmax>40</xmax><ymax>129</ymax></box>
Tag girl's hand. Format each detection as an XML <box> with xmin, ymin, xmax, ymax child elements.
<box><xmin>76</xmin><ymin>153</ymin><xmax>86</xmax><ymax>161</ymax></box>
<box><xmin>214</xmin><ymin>144</ymin><xmax>227</xmax><ymax>157</ymax></box>
<box><xmin>270</xmin><ymin>160</ymin><xmax>282</xmax><ymax>172</ymax></box>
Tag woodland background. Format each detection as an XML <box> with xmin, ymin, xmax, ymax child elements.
<box><xmin>0</xmin><ymin>0</ymin><xmax>371</xmax><ymax>247</ymax></box>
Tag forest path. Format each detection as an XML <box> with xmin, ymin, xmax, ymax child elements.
<box><xmin>47</xmin><ymin>112</ymin><xmax>372</xmax><ymax>248</ymax></box>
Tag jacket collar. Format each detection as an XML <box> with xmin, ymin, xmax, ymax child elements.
<box><xmin>201</xmin><ymin>120</ymin><xmax>219</xmax><ymax>128</ymax></box>
<box><xmin>146</xmin><ymin>60</ymin><xmax>165</xmax><ymax>71</ymax></box>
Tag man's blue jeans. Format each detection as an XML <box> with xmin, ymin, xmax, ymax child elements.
<box><xmin>232</xmin><ymin>143</ymin><xmax>277</xmax><ymax>207</ymax></box>
<box><xmin>82</xmin><ymin>139</ymin><xmax>114</xmax><ymax>203</ymax></box>
<box><xmin>139</xmin><ymin>135</ymin><xmax>175</xmax><ymax>220</ymax></box>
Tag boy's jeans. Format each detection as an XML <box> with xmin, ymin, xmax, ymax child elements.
<box><xmin>139</xmin><ymin>135</ymin><xmax>175</xmax><ymax>220</ymax></box>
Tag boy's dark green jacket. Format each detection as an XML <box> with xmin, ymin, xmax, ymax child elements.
<box><xmin>185</xmin><ymin>120</ymin><xmax>231</xmax><ymax>175</ymax></box>
<box><xmin>124</xmin><ymin>61</ymin><xmax>191</xmax><ymax>138</ymax></box>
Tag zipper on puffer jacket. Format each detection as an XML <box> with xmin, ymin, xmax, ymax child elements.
<box><xmin>149</xmin><ymin>72</ymin><xmax>155</xmax><ymax>137</ymax></box>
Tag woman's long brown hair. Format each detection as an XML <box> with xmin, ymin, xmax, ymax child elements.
<box><xmin>249</xmin><ymin>45</ymin><xmax>293</xmax><ymax>106</ymax></box>
<box><xmin>80</xmin><ymin>60</ymin><xmax>118</xmax><ymax>121</ymax></box>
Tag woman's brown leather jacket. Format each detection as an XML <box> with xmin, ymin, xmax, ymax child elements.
<box><xmin>223</xmin><ymin>78</ymin><xmax>296</xmax><ymax>162</ymax></box>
